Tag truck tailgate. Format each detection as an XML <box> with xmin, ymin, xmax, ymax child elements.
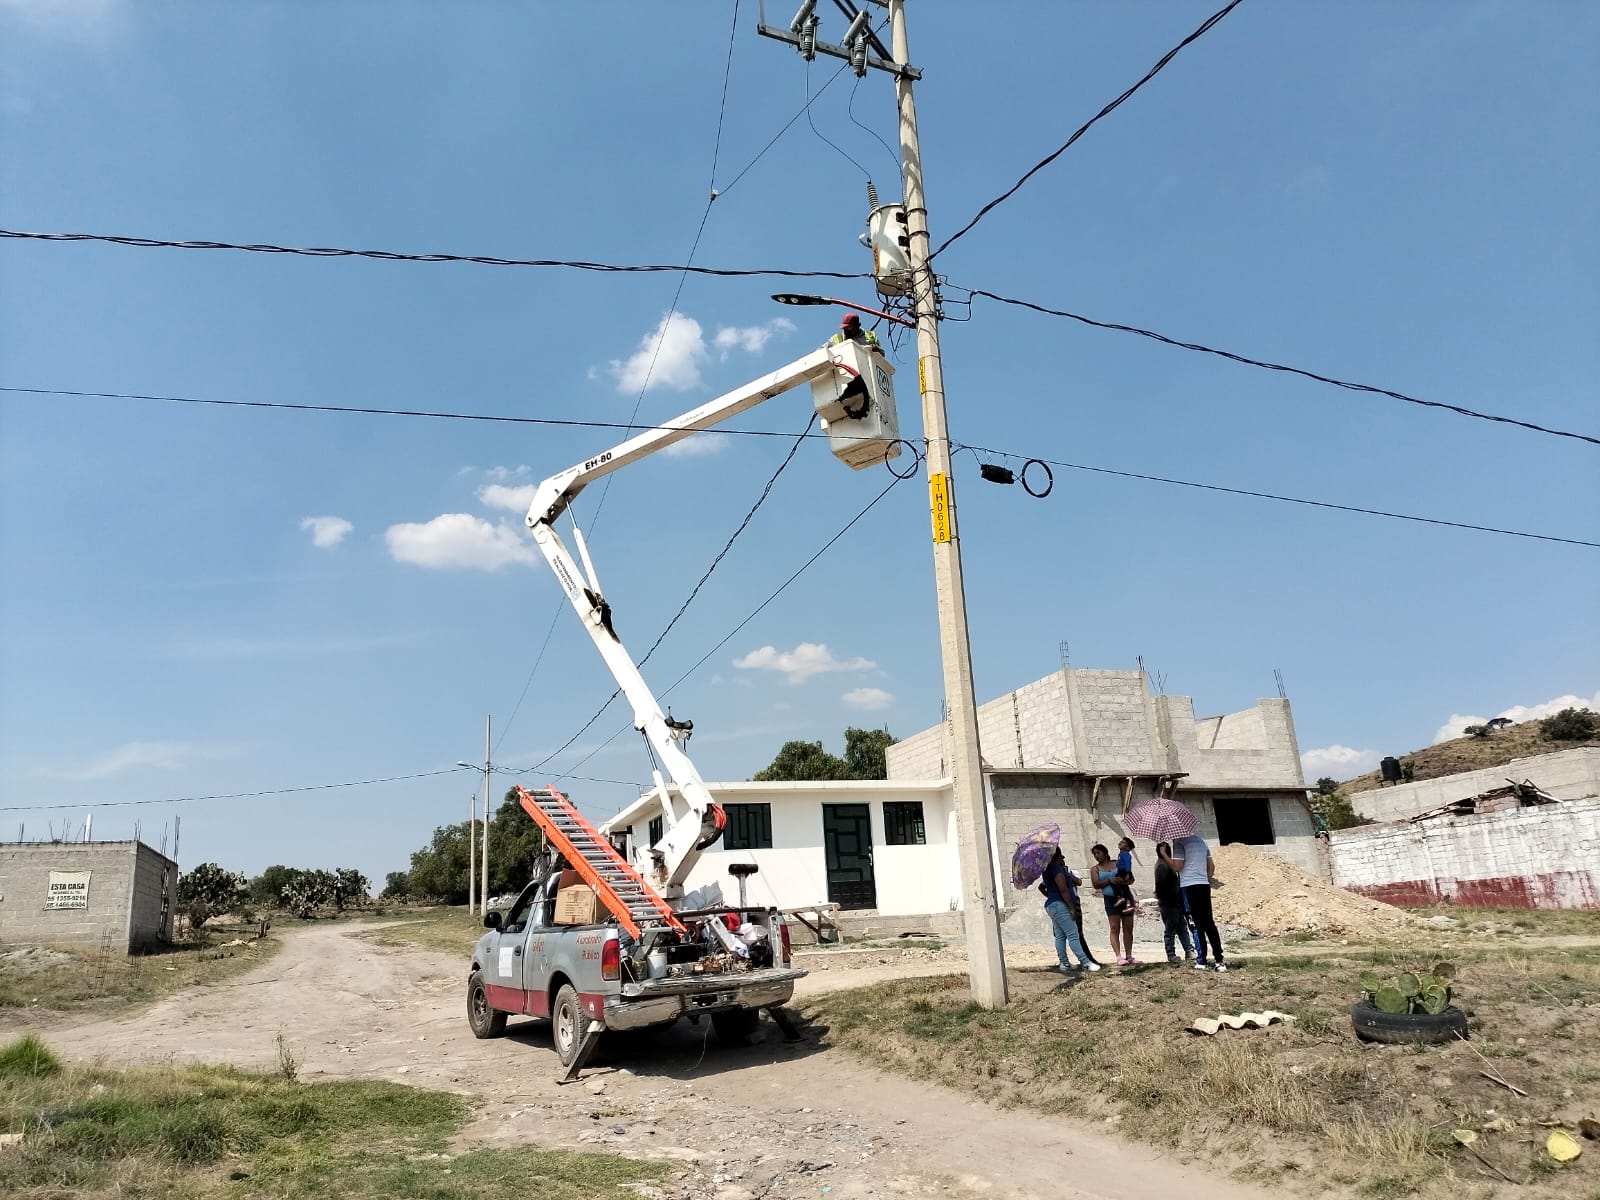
<box><xmin>620</xmin><ymin>966</ymin><xmax>806</xmax><ymax>999</ymax></box>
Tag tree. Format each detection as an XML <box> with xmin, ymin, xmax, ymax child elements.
<box><xmin>487</xmin><ymin>789</ymin><xmax>547</xmax><ymax>897</ymax></box>
<box><xmin>249</xmin><ymin>864</ymin><xmax>298</xmax><ymax>908</ymax></box>
<box><xmin>381</xmin><ymin>871</ymin><xmax>411</xmax><ymax>900</ymax></box>
<box><xmin>1315</xmin><ymin>777</ymin><xmax>1339</xmax><ymax>796</ymax></box>
<box><xmin>176</xmin><ymin>862</ymin><xmax>247</xmax><ymax>928</ymax></box>
<box><xmin>1463</xmin><ymin>724</ymin><xmax>1489</xmax><ymax>739</ymax></box>
<box><xmin>753</xmin><ymin>728</ymin><xmax>898</xmax><ymax>782</ymax></box>
<box><xmin>1308</xmin><ymin>789</ymin><xmax>1372</xmax><ymax>832</ymax></box>
<box><xmin>402</xmin><ymin>820</ymin><xmax>475</xmax><ymax>904</ymax></box>
<box><xmin>1540</xmin><ymin>707</ymin><xmax>1598</xmax><ymax>742</ymax></box>
<box><xmin>331</xmin><ymin>868</ymin><xmax>370</xmax><ymax>912</ymax></box>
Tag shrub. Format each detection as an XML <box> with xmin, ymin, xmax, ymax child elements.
<box><xmin>1540</xmin><ymin>707</ymin><xmax>1598</xmax><ymax>742</ymax></box>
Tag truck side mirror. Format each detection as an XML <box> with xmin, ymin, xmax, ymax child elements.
<box><xmin>483</xmin><ymin>910</ymin><xmax>502</xmax><ymax>930</ymax></box>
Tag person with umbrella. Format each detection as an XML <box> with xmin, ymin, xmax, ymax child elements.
<box><xmin>1154</xmin><ymin>840</ymin><xmax>1195</xmax><ymax>964</ymax></box>
<box><xmin>1011</xmin><ymin>824</ymin><xmax>1099</xmax><ymax>974</ymax></box>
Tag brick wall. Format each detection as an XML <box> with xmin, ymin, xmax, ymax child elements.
<box><xmin>1</xmin><ymin>843</ymin><xmax>136</xmax><ymax>949</ymax></box>
<box><xmin>1328</xmin><ymin>797</ymin><xmax>1600</xmax><ymax>909</ymax></box>
<box><xmin>1347</xmin><ymin>747</ymin><xmax>1600</xmax><ymax>823</ymax></box>
<box><xmin>128</xmin><ymin>843</ymin><xmax>177</xmax><ymax>949</ymax></box>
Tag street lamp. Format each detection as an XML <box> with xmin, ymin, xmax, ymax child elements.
<box><xmin>770</xmin><ymin>293</ymin><xmax>917</xmax><ymax>328</ymax></box>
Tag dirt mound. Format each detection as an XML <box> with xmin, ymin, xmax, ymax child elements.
<box><xmin>1209</xmin><ymin>843</ymin><xmax>1414</xmax><ymax>938</ymax></box>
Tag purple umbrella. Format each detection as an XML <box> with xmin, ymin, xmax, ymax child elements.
<box><xmin>1010</xmin><ymin>822</ymin><xmax>1061</xmax><ymax>890</ymax></box>
<box><xmin>1124</xmin><ymin>797</ymin><xmax>1198</xmax><ymax>842</ymax></box>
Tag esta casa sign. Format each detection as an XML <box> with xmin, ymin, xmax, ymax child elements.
<box><xmin>46</xmin><ymin>871</ymin><xmax>91</xmax><ymax>910</ymax></box>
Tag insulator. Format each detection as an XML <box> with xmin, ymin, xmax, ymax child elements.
<box><xmin>866</xmin><ymin>180</ymin><xmax>879</xmax><ymax>211</ymax></box>
<box><xmin>799</xmin><ymin>16</ymin><xmax>817</xmax><ymax>60</ymax></box>
<box><xmin>850</xmin><ymin>36</ymin><xmax>868</xmax><ymax>77</ymax></box>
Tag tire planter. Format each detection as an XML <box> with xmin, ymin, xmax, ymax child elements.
<box><xmin>1351</xmin><ymin>999</ymin><xmax>1468</xmax><ymax>1045</ymax></box>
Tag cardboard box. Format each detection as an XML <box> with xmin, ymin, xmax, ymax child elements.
<box><xmin>553</xmin><ymin>883</ymin><xmax>602</xmax><ymax>926</ymax></box>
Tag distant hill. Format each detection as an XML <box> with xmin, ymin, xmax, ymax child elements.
<box><xmin>1341</xmin><ymin>717</ymin><xmax>1600</xmax><ymax>794</ymax></box>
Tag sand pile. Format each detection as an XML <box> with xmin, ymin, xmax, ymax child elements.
<box><xmin>1208</xmin><ymin>843</ymin><xmax>1415</xmax><ymax>938</ymax></box>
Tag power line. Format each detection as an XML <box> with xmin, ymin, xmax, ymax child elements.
<box><xmin>962</xmin><ymin>288</ymin><xmax>1600</xmax><ymax>448</ymax></box>
<box><xmin>953</xmin><ymin>440</ymin><xmax>1600</xmax><ymax>549</ymax></box>
<box><xmin>0</xmin><ymin>385</ymin><xmax>834</xmax><ymax>443</ymax></box>
<box><xmin>0</xmin><ymin>228</ymin><xmax>866</xmax><ymax>281</ymax></box>
<box><xmin>717</xmin><ymin>59</ymin><xmax>852</xmax><ymax>198</ymax></box>
<box><xmin>932</xmin><ymin>0</ymin><xmax>1246</xmax><ymax>261</ymax></box>
<box><xmin>0</xmin><ymin>767</ymin><xmax>471</xmax><ymax>813</ymax></box>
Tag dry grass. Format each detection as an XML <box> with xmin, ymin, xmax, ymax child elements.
<box><xmin>355</xmin><ymin>907</ymin><xmax>487</xmax><ymax>957</ymax></box>
<box><xmin>0</xmin><ymin>1042</ymin><xmax>667</xmax><ymax>1199</ymax></box>
<box><xmin>0</xmin><ymin>923</ymin><xmax>278</xmax><ymax>1015</ymax></box>
<box><xmin>1340</xmin><ymin>717</ymin><xmax>1598</xmax><ymax>793</ymax></box>
<box><xmin>808</xmin><ymin>940</ymin><xmax>1600</xmax><ymax>1198</ymax></box>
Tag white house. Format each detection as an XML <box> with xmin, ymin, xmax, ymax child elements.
<box><xmin>602</xmin><ymin>779</ymin><xmax>959</xmax><ymax>918</ymax></box>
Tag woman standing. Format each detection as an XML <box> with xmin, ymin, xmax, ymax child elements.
<box><xmin>1040</xmin><ymin>848</ymin><xmax>1100</xmax><ymax>973</ymax></box>
<box><xmin>1090</xmin><ymin>843</ymin><xmax>1138</xmax><ymax>965</ymax></box>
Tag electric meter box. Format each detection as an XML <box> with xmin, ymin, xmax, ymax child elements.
<box><xmin>867</xmin><ymin>203</ymin><xmax>912</xmax><ymax>297</ymax></box>
<box><xmin>811</xmin><ymin>340</ymin><xmax>901</xmax><ymax>471</ymax></box>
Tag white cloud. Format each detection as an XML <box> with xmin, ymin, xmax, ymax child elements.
<box><xmin>842</xmin><ymin>687</ymin><xmax>895</xmax><ymax>712</ymax></box>
<box><xmin>733</xmin><ymin>642</ymin><xmax>876</xmax><ymax>685</ymax></box>
<box><xmin>483</xmin><ymin>464</ymin><xmax>531</xmax><ymax>482</ymax></box>
<box><xmin>41</xmin><ymin>740</ymin><xmax>217</xmax><ymax>782</ymax></box>
<box><xmin>476</xmin><ymin>483</ymin><xmax>539</xmax><ymax>512</ymax></box>
<box><xmin>661</xmin><ymin>433</ymin><xmax>731</xmax><ymax>458</ymax></box>
<box><xmin>713</xmin><ymin>317</ymin><xmax>795</xmax><ymax>357</ymax></box>
<box><xmin>385</xmin><ymin>514</ymin><xmax>535</xmax><ymax>571</ymax></box>
<box><xmin>608</xmin><ymin>311</ymin><xmax>708</xmax><ymax>394</ymax></box>
<box><xmin>299</xmin><ymin>515</ymin><xmax>353</xmax><ymax>548</ymax></box>
<box><xmin>1433</xmin><ymin>690</ymin><xmax>1600</xmax><ymax>744</ymax></box>
<box><xmin>1300</xmin><ymin>744</ymin><xmax>1379</xmax><ymax>779</ymax></box>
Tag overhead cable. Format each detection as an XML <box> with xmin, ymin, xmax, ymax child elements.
<box><xmin>0</xmin><ymin>229</ymin><xmax>866</xmax><ymax>281</ymax></box>
<box><xmin>932</xmin><ymin>0</ymin><xmax>1246</xmax><ymax>260</ymax></box>
<box><xmin>954</xmin><ymin>440</ymin><xmax>1600</xmax><ymax>549</ymax></box>
<box><xmin>964</xmin><ymin>288</ymin><xmax>1600</xmax><ymax>448</ymax></box>
<box><xmin>0</xmin><ymin>767</ymin><xmax>472</xmax><ymax>813</ymax></box>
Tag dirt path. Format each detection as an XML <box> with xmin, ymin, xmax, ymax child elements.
<box><xmin>14</xmin><ymin>924</ymin><xmax>1275</xmax><ymax>1200</ymax></box>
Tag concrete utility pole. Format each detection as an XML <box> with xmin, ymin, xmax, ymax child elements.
<box><xmin>481</xmin><ymin>715</ymin><xmax>491</xmax><ymax>911</ymax></box>
<box><xmin>758</xmin><ymin>0</ymin><xmax>1008</xmax><ymax>1006</ymax></box>
<box><xmin>887</xmin><ymin>0</ymin><xmax>1006</xmax><ymax>1008</ymax></box>
<box><xmin>468</xmin><ymin>790</ymin><xmax>476</xmax><ymax>914</ymax></box>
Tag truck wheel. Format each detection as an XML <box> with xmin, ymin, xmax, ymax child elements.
<box><xmin>551</xmin><ymin>982</ymin><xmax>586</xmax><ymax>1067</ymax></box>
<box><xmin>712</xmin><ymin>1008</ymin><xmax>761</xmax><ymax>1046</ymax></box>
<box><xmin>467</xmin><ymin>970</ymin><xmax>507</xmax><ymax>1039</ymax></box>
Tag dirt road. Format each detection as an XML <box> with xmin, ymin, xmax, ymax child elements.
<box><xmin>17</xmin><ymin>924</ymin><xmax>1272</xmax><ymax>1200</ymax></box>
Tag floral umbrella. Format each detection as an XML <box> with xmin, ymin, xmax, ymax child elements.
<box><xmin>1124</xmin><ymin>797</ymin><xmax>1198</xmax><ymax>843</ymax></box>
<box><xmin>1010</xmin><ymin>822</ymin><xmax>1061</xmax><ymax>890</ymax></box>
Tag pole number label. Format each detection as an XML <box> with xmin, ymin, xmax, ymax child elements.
<box><xmin>929</xmin><ymin>472</ymin><xmax>951</xmax><ymax>544</ymax></box>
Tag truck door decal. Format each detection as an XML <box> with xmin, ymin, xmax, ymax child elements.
<box><xmin>497</xmin><ymin>946</ymin><xmax>515</xmax><ymax>977</ymax></box>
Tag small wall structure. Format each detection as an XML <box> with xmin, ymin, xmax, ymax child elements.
<box><xmin>1328</xmin><ymin>797</ymin><xmax>1600</xmax><ymax>909</ymax></box>
<box><xmin>0</xmin><ymin>841</ymin><xmax>177</xmax><ymax>951</ymax></box>
<box><xmin>1347</xmin><ymin>747</ymin><xmax>1600</xmax><ymax>823</ymax></box>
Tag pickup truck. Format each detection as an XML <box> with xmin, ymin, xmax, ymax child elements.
<box><xmin>465</xmin><ymin>870</ymin><xmax>806</xmax><ymax>1068</ymax></box>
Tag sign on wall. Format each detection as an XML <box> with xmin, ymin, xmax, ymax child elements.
<box><xmin>46</xmin><ymin>871</ymin><xmax>91</xmax><ymax>910</ymax></box>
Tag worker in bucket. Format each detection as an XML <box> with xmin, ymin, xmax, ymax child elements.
<box><xmin>829</xmin><ymin>312</ymin><xmax>884</xmax><ymax>356</ymax></box>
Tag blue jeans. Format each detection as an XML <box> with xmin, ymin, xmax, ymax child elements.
<box><xmin>1045</xmin><ymin>899</ymin><xmax>1091</xmax><ymax>967</ymax></box>
<box><xmin>1158</xmin><ymin>902</ymin><xmax>1193</xmax><ymax>959</ymax></box>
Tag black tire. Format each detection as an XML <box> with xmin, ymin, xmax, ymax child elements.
<box><xmin>551</xmin><ymin>982</ymin><xmax>585</xmax><ymax>1068</ymax></box>
<box><xmin>1350</xmin><ymin>1000</ymin><xmax>1468</xmax><ymax>1045</ymax></box>
<box><xmin>711</xmin><ymin>1007</ymin><xmax>761</xmax><ymax>1046</ymax></box>
<box><xmin>467</xmin><ymin>969</ymin><xmax>507</xmax><ymax>1039</ymax></box>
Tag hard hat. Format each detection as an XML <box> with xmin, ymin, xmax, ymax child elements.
<box><xmin>841</xmin><ymin>313</ymin><xmax>860</xmax><ymax>328</ymax></box>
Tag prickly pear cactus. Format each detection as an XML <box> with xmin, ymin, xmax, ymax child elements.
<box><xmin>1432</xmin><ymin>962</ymin><xmax>1456</xmax><ymax>982</ymax></box>
<box><xmin>1359</xmin><ymin>970</ymin><xmax>1381</xmax><ymax>996</ymax></box>
<box><xmin>1420</xmin><ymin>985</ymin><xmax>1449</xmax><ymax>1015</ymax></box>
<box><xmin>1374</xmin><ymin>985</ymin><xmax>1407</xmax><ymax>1014</ymax></box>
<box><xmin>1398</xmin><ymin>972</ymin><xmax>1421</xmax><ymax>999</ymax></box>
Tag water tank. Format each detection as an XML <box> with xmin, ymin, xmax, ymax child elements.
<box><xmin>1379</xmin><ymin>756</ymin><xmax>1402</xmax><ymax>784</ymax></box>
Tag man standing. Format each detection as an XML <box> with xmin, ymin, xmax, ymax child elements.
<box><xmin>829</xmin><ymin>312</ymin><xmax>883</xmax><ymax>355</ymax></box>
<box><xmin>1160</xmin><ymin>834</ymin><xmax>1225</xmax><ymax>971</ymax></box>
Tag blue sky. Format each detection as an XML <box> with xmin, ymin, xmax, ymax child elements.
<box><xmin>2</xmin><ymin>0</ymin><xmax>1595</xmax><ymax>884</ymax></box>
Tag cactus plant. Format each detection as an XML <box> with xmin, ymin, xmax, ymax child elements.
<box><xmin>1420</xmin><ymin>985</ymin><xmax>1449</xmax><ymax>1015</ymax></box>
<box><xmin>1374</xmin><ymin>985</ymin><xmax>1408</xmax><ymax>1013</ymax></box>
<box><xmin>1398</xmin><ymin>971</ymin><xmax>1421</xmax><ymax>998</ymax></box>
<box><xmin>1432</xmin><ymin>962</ymin><xmax>1456</xmax><ymax>982</ymax></box>
<box><xmin>1359</xmin><ymin>969</ymin><xmax>1381</xmax><ymax>994</ymax></box>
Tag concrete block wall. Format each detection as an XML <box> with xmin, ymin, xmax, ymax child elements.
<box><xmin>886</xmin><ymin>722</ymin><xmax>945</xmax><ymax>779</ymax></box>
<box><xmin>1066</xmin><ymin>670</ymin><xmax>1157</xmax><ymax>774</ymax></box>
<box><xmin>128</xmin><ymin>843</ymin><xmax>177</xmax><ymax>949</ymax></box>
<box><xmin>0</xmin><ymin>842</ymin><xmax>139</xmax><ymax>950</ymax></box>
<box><xmin>1348</xmin><ymin>747</ymin><xmax>1600</xmax><ymax>823</ymax></box>
<box><xmin>1328</xmin><ymin>797</ymin><xmax>1600</xmax><ymax>909</ymax></box>
<box><xmin>1160</xmin><ymin>696</ymin><xmax>1305</xmax><ymax>788</ymax></box>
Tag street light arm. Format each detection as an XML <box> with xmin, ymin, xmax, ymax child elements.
<box><xmin>770</xmin><ymin>293</ymin><xmax>916</xmax><ymax>328</ymax></box>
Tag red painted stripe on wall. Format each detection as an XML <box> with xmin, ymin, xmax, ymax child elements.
<box><xmin>1349</xmin><ymin>870</ymin><xmax>1600</xmax><ymax>910</ymax></box>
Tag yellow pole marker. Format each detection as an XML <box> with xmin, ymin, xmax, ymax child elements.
<box><xmin>929</xmin><ymin>472</ymin><xmax>951</xmax><ymax>543</ymax></box>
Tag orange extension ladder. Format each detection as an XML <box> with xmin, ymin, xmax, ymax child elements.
<box><xmin>515</xmin><ymin>785</ymin><xmax>686</xmax><ymax>940</ymax></box>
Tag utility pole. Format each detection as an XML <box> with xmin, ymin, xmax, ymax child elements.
<box><xmin>481</xmin><ymin>715</ymin><xmax>492</xmax><ymax>912</ymax></box>
<box><xmin>759</xmin><ymin>0</ymin><xmax>1008</xmax><ymax>1006</ymax></box>
<box><xmin>468</xmin><ymin>790</ymin><xmax>476</xmax><ymax>914</ymax></box>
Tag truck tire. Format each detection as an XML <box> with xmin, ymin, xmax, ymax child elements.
<box><xmin>712</xmin><ymin>1007</ymin><xmax>761</xmax><ymax>1046</ymax></box>
<box><xmin>1350</xmin><ymin>1000</ymin><xmax>1468</xmax><ymax>1045</ymax></box>
<box><xmin>551</xmin><ymin>982</ymin><xmax>585</xmax><ymax>1068</ymax></box>
<box><xmin>467</xmin><ymin>969</ymin><xmax>507</xmax><ymax>1039</ymax></box>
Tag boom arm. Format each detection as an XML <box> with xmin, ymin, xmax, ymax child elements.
<box><xmin>525</xmin><ymin>343</ymin><xmax>855</xmax><ymax>896</ymax></box>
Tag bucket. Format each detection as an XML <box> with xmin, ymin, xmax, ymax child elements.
<box><xmin>647</xmin><ymin>950</ymin><xmax>669</xmax><ymax>980</ymax></box>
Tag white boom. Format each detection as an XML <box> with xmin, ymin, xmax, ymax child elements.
<box><xmin>525</xmin><ymin>341</ymin><xmax>897</xmax><ymax>899</ymax></box>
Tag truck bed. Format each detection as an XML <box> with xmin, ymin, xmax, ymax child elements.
<box><xmin>620</xmin><ymin>965</ymin><xmax>806</xmax><ymax>999</ymax></box>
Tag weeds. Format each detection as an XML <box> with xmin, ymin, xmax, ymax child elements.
<box><xmin>274</xmin><ymin>1032</ymin><xmax>299</xmax><ymax>1082</ymax></box>
<box><xmin>0</xmin><ymin>1034</ymin><xmax>60</xmax><ymax>1078</ymax></box>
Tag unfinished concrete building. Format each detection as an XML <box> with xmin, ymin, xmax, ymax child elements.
<box><xmin>886</xmin><ymin>667</ymin><xmax>1315</xmax><ymax>945</ymax></box>
<box><xmin>0</xmin><ymin>841</ymin><xmax>176</xmax><ymax>952</ymax></box>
